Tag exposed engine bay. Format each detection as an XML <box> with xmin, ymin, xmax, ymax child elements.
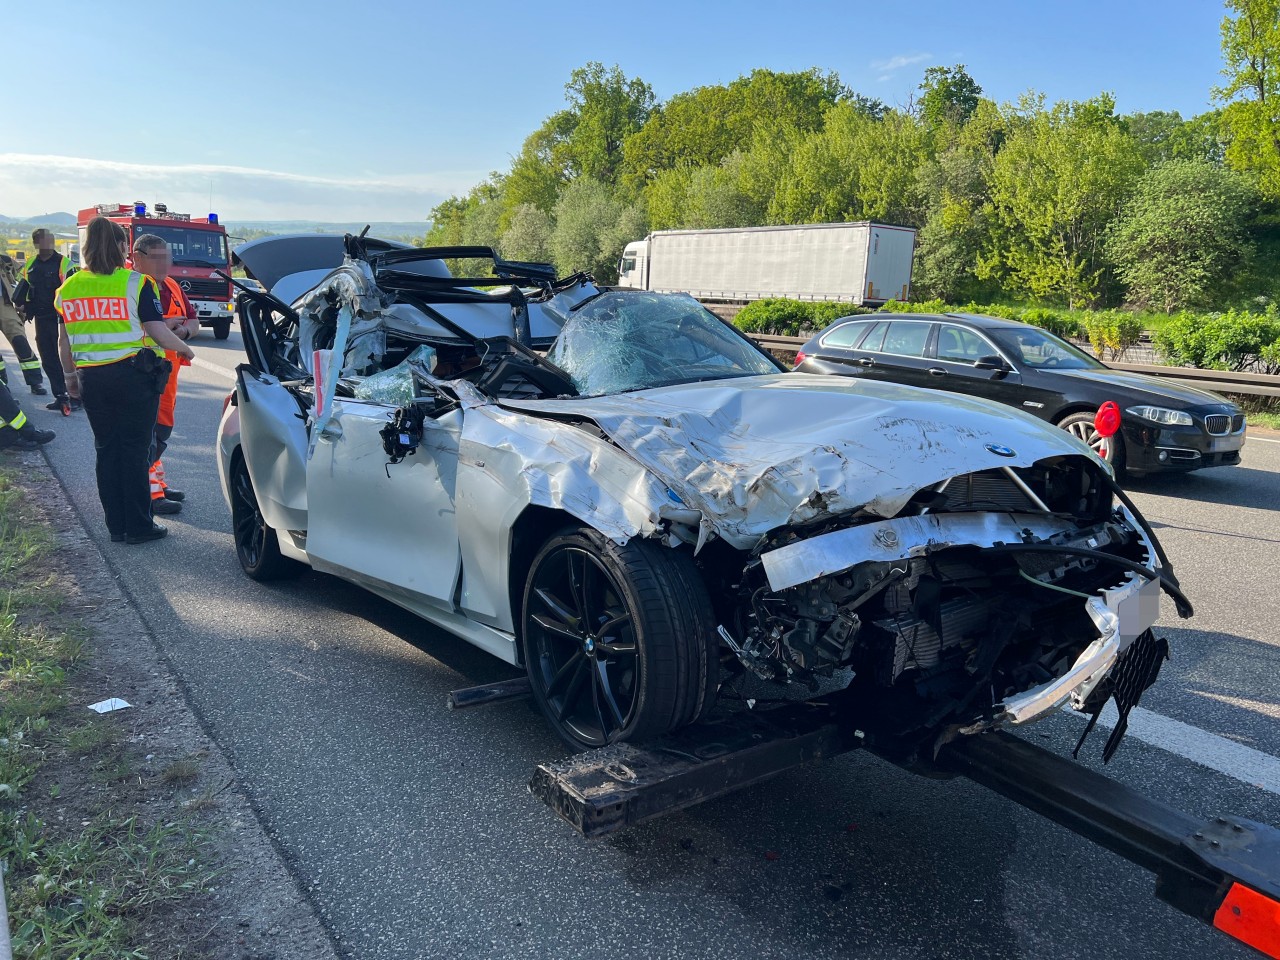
<box><xmin>707</xmin><ymin>455</ymin><xmax>1181</xmax><ymax>758</ymax></box>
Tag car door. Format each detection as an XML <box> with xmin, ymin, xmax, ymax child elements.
<box><xmin>926</xmin><ymin>323</ymin><xmax>1029</xmax><ymax>410</ymax></box>
<box><xmin>806</xmin><ymin>319</ymin><xmax>879</xmax><ymax>375</ymax></box>
<box><xmin>856</xmin><ymin>319</ymin><xmax>937</xmax><ymax>389</ymax></box>
<box><xmin>305</xmin><ymin>392</ymin><xmax>463</xmax><ymax>610</ymax></box>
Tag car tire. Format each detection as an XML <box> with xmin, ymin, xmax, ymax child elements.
<box><xmin>522</xmin><ymin>527</ymin><xmax>719</xmax><ymax>751</ymax></box>
<box><xmin>213</xmin><ymin>318</ymin><xmax>232</xmax><ymax>340</ymax></box>
<box><xmin>1058</xmin><ymin>411</ymin><xmax>1127</xmax><ymax>475</ymax></box>
<box><xmin>230</xmin><ymin>454</ymin><xmax>302</xmax><ymax>581</ymax></box>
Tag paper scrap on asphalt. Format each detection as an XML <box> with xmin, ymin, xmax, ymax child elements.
<box><xmin>87</xmin><ymin>698</ymin><xmax>132</xmax><ymax>714</ymax></box>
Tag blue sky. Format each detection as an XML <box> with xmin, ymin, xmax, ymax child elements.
<box><xmin>2</xmin><ymin>0</ymin><xmax>1228</xmax><ymax>222</ymax></box>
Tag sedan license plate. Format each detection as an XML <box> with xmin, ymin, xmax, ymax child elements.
<box><xmin>1210</xmin><ymin>436</ymin><xmax>1242</xmax><ymax>452</ymax></box>
<box><xmin>1117</xmin><ymin>576</ymin><xmax>1162</xmax><ymax>644</ymax></box>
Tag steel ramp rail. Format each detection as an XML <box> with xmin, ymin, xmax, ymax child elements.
<box><xmin>530</xmin><ymin>712</ymin><xmax>1280</xmax><ymax>958</ymax></box>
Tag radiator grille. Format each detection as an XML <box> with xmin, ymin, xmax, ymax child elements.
<box><xmin>175</xmin><ymin>277</ymin><xmax>229</xmax><ymax>300</ymax></box>
<box><xmin>1204</xmin><ymin>415</ymin><xmax>1231</xmax><ymax>436</ymax></box>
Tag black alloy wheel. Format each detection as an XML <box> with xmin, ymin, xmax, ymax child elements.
<box><xmin>230</xmin><ymin>455</ymin><xmax>299</xmax><ymax>581</ymax></box>
<box><xmin>522</xmin><ymin>528</ymin><xmax>719</xmax><ymax>751</ymax></box>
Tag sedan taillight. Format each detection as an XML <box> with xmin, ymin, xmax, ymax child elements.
<box><xmin>794</xmin><ymin>350</ymin><xmax>807</xmax><ymax>366</ymax></box>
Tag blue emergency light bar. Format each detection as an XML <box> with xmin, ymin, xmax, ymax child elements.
<box><xmin>207</xmin><ymin>213</ymin><xmax>218</xmax><ymax>224</ymax></box>
<box><xmin>134</xmin><ymin>202</ymin><xmax>146</xmax><ymax>217</ymax></box>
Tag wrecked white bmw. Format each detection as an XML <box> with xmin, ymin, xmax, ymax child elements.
<box><xmin>218</xmin><ymin>236</ymin><xmax>1189</xmax><ymax>757</ymax></box>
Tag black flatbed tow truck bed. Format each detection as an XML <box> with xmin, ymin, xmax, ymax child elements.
<box><xmin>520</xmin><ymin>699</ymin><xmax>1280</xmax><ymax>958</ymax></box>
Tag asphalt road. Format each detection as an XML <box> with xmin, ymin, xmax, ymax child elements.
<box><xmin>15</xmin><ymin>329</ymin><xmax>1280</xmax><ymax>960</ymax></box>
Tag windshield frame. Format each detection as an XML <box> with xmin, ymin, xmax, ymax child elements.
<box><xmin>132</xmin><ymin>224</ymin><xmax>229</xmax><ymax>268</ymax></box>
<box><xmin>545</xmin><ymin>291</ymin><xmax>784</xmax><ymax>398</ymax></box>
<box><xmin>990</xmin><ymin>325</ymin><xmax>1106</xmax><ymax>371</ymax></box>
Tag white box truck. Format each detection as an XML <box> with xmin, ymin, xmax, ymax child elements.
<box><xmin>617</xmin><ymin>222</ymin><xmax>916</xmax><ymax>305</ymax></box>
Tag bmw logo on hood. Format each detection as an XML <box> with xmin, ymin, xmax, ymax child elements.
<box><xmin>985</xmin><ymin>443</ymin><xmax>1017</xmax><ymax>458</ymax></box>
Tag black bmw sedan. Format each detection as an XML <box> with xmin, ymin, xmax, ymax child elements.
<box><xmin>794</xmin><ymin>312</ymin><xmax>1247</xmax><ymax>476</ymax></box>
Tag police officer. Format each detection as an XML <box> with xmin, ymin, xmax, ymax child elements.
<box><xmin>1</xmin><ymin>252</ymin><xmax>46</xmax><ymax>394</ymax></box>
<box><xmin>55</xmin><ymin>217</ymin><xmax>194</xmax><ymax>544</ymax></box>
<box><xmin>13</xmin><ymin>228</ymin><xmax>77</xmax><ymax>411</ymax></box>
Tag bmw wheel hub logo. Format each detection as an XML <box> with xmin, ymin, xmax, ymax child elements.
<box><xmin>985</xmin><ymin>443</ymin><xmax>1017</xmax><ymax>458</ymax></box>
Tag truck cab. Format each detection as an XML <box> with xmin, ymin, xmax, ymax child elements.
<box><xmin>77</xmin><ymin>202</ymin><xmax>237</xmax><ymax>339</ymax></box>
<box><xmin>617</xmin><ymin>239</ymin><xmax>649</xmax><ymax>289</ymax></box>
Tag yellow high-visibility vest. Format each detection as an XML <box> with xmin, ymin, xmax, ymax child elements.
<box><xmin>55</xmin><ymin>268</ymin><xmax>159</xmax><ymax>367</ymax></box>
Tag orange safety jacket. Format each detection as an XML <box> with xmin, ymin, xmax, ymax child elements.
<box><xmin>156</xmin><ymin>275</ymin><xmax>192</xmax><ymax>428</ymax></box>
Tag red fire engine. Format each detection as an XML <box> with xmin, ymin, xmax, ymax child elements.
<box><xmin>76</xmin><ymin>202</ymin><xmax>236</xmax><ymax>339</ymax></box>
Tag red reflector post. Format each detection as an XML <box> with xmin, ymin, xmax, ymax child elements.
<box><xmin>1214</xmin><ymin>882</ymin><xmax>1280</xmax><ymax>959</ymax></box>
<box><xmin>1095</xmin><ymin>400</ymin><xmax>1121</xmax><ymax>438</ymax></box>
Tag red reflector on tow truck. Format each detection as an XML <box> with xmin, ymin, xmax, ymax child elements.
<box><xmin>1214</xmin><ymin>882</ymin><xmax>1280</xmax><ymax>958</ymax></box>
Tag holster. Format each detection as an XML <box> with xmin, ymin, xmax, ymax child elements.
<box><xmin>133</xmin><ymin>349</ymin><xmax>173</xmax><ymax>396</ymax></box>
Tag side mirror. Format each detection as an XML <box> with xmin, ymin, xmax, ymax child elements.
<box><xmin>974</xmin><ymin>354</ymin><xmax>1010</xmax><ymax>377</ymax></box>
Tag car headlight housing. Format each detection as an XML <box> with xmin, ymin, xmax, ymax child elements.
<box><xmin>1126</xmin><ymin>405</ymin><xmax>1194</xmax><ymax>426</ymax></box>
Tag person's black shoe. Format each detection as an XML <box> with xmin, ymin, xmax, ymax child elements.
<box><xmin>45</xmin><ymin>395</ymin><xmax>70</xmax><ymax>411</ymax></box>
<box><xmin>67</xmin><ymin>398</ymin><xmax>83</xmax><ymax>412</ymax></box>
<box><xmin>125</xmin><ymin>523</ymin><xmax>168</xmax><ymax>544</ymax></box>
<box><xmin>110</xmin><ymin>533</ymin><xmax>125</xmax><ymax>543</ymax></box>
<box><xmin>151</xmin><ymin>498</ymin><xmax>182</xmax><ymax>515</ymax></box>
<box><xmin>162</xmin><ymin>488</ymin><xmax>185</xmax><ymax>502</ymax></box>
<box><xmin>20</xmin><ymin>428</ymin><xmax>55</xmax><ymax>445</ymax></box>
<box><xmin>30</xmin><ymin>383</ymin><xmax>47</xmax><ymax>396</ymax></box>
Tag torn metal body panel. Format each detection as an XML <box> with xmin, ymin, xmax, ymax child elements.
<box><xmin>218</xmin><ymin>235</ymin><xmax>1187</xmax><ymax>757</ymax></box>
<box><xmin>503</xmin><ymin>373</ymin><xmax>1091</xmax><ymax>550</ymax></box>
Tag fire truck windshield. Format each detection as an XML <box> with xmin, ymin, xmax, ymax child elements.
<box><xmin>137</xmin><ymin>226</ymin><xmax>229</xmax><ymax>268</ymax></box>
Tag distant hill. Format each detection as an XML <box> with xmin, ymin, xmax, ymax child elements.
<box><xmin>0</xmin><ymin>212</ymin><xmax>76</xmax><ymax>226</ymax></box>
<box><xmin>224</xmin><ymin>220</ymin><xmax>428</xmax><ymax>239</ymax></box>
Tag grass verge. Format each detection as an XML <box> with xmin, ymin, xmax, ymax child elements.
<box><xmin>0</xmin><ymin>465</ymin><xmax>213</xmax><ymax>958</ymax></box>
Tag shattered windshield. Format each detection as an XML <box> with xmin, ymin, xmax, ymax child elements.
<box><xmin>546</xmin><ymin>292</ymin><xmax>780</xmax><ymax>396</ymax></box>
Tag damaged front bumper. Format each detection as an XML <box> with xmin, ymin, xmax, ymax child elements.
<box><xmin>759</xmin><ymin>507</ymin><xmax>1164</xmax><ymax>730</ymax></box>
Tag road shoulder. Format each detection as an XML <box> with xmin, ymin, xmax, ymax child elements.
<box><xmin>5</xmin><ymin>449</ymin><xmax>338</xmax><ymax>959</ymax></box>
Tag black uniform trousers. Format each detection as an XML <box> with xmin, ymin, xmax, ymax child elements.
<box><xmin>33</xmin><ymin>314</ymin><xmax>68</xmax><ymax>398</ymax></box>
<box><xmin>79</xmin><ymin>354</ymin><xmax>161</xmax><ymax>538</ymax></box>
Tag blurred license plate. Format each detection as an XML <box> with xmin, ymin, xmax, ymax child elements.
<box><xmin>1117</xmin><ymin>576</ymin><xmax>1161</xmax><ymax>643</ymax></box>
<box><xmin>1210</xmin><ymin>437</ymin><xmax>1241</xmax><ymax>452</ymax></box>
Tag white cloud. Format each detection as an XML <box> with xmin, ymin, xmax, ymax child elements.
<box><xmin>870</xmin><ymin>52</ymin><xmax>933</xmax><ymax>83</ymax></box>
<box><xmin>0</xmin><ymin>153</ymin><xmax>485</xmax><ymax>223</ymax></box>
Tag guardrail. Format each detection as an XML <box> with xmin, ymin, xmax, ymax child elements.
<box><xmin>747</xmin><ymin>334</ymin><xmax>1280</xmax><ymax>399</ymax></box>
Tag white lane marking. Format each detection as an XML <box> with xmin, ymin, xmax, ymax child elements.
<box><xmin>1068</xmin><ymin>703</ymin><xmax>1280</xmax><ymax>795</ymax></box>
<box><xmin>191</xmin><ymin>355</ymin><xmax>237</xmax><ymax>382</ymax></box>
<box><xmin>1248</xmin><ymin>435</ymin><xmax>1280</xmax><ymax>444</ymax></box>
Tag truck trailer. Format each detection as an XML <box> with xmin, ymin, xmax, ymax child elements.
<box><xmin>617</xmin><ymin>222</ymin><xmax>917</xmax><ymax>305</ymax></box>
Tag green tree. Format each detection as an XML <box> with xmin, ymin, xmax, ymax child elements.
<box><xmin>1105</xmin><ymin>159</ymin><xmax>1257</xmax><ymax>311</ymax></box>
<box><xmin>770</xmin><ymin>105</ymin><xmax>928</xmax><ymax>225</ymax></box>
<box><xmin>504</xmin><ymin>112</ymin><xmax>577</xmax><ymax>214</ymax></box>
<box><xmin>550</xmin><ymin>179</ymin><xmax>627</xmax><ymax>282</ymax></box>
<box><xmin>500</xmin><ymin>203</ymin><xmax>555</xmax><ymax>263</ymax></box>
<box><xmin>918</xmin><ymin>65</ymin><xmax>983</xmax><ymax>130</ymax></box>
<box><xmin>913</xmin><ymin>100</ymin><xmax>1005</xmax><ymax>299</ymax></box>
<box><xmin>562</xmin><ymin>62</ymin><xmax>655</xmax><ymax>184</ymax></box>
<box><xmin>982</xmin><ymin>94</ymin><xmax>1143</xmax><ymax>305</ymax></box>
<box><xmin>1124</xmin><ymin>110</ymin><xmax>1225</xmax><ymax>165</ymax></box>
<box><xmin>1217</xmin><ymin>0</ymin><xmax>1280</xmax><ymax>198</ymax></box>
<box><xmin>620</xmin><ymin>68</ymin><xmax>854</xmax><ymax>188</ymax></box>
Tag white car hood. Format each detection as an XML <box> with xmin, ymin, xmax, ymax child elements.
<box><xmin>504</xmin><ymin>373</ymin><xmax>1098</xmax><ymax>549</ymax></box>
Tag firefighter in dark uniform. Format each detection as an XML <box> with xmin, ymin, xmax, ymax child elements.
<box><xmin>0</xmin><ymin>253</ymin><xmax>45</xmax><ymax>394</ymax></box>
<box><xmin>13</xmin><ymin>228</ymin><xmax>78</xmax><ymax>412</ymax></box>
